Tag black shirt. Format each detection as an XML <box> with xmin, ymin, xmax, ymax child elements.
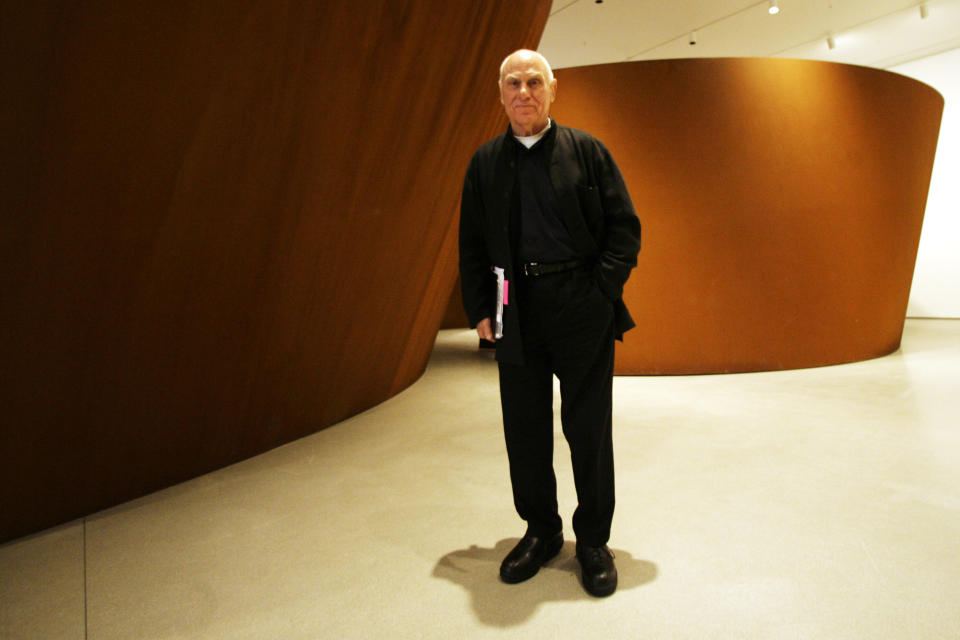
<box><xmin>513</xmin><ymin>126</ymin><xmax>579</xmax><ymax>264</ymax></box>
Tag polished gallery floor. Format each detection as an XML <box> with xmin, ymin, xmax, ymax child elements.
<box><xmin>2</xmin><ymin>319</ymin><xmax>959</xmax><ymax>639</ymax></box>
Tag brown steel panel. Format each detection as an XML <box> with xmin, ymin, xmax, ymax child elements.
<box><xmin>0</xmin><ymin>0</ymin><xmax>550</xmax><ymax>542</ymax></box>
<box><xmin>549</xmin><ymin>58</ymin><xmax>942</xmax><ymax>374</ymax></box>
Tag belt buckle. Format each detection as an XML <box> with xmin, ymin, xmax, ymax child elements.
<box><xmin>524</xmin><ymin>262</ymin><xmax>540</xmax><ymax>277</ymax></box>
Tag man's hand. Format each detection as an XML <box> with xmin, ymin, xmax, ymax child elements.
<box><xmin>476</xmin><ymin>317</ymin><xmax>494</xmax><ymax>342</ymax></box>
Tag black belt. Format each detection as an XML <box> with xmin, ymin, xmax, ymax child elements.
<box><xmin>521</xmin><ymin>259</ymin><xmax>583</xmax><ymax>277</ymax></box>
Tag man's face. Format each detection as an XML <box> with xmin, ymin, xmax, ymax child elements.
<box><xmin>499</xmin><ymin>54</ymin><xmax>557</xmax><ymax>136</ymax></box>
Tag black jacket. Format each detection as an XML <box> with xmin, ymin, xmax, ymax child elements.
<box><xmin>459</xmin><ymin>121</ymin><xmax>641</xmax><ymax>364</ymax></box>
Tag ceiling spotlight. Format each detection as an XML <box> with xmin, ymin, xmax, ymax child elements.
<box><xmin>769</xmin><ymin>0</ymin><xmax>780</xmax><ymax>15</ymax></box>
<box><xmin>920</xmin><ymin>3</ymin><xmax>929</xmax><ymax>19</ymax></box>
<box><xmin>826</xmin><ymin>34</ymin><xmax>836</xmax><ymax>50</ymax></box>
<box><xmin>689</xmin><ymin>31</ymin><xmax>698</xmax><ymax>46</ymax></box>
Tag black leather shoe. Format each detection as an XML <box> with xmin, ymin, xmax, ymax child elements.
<box><xmin>576</xmin><ymin>543</ymin><xmax>617</xmax><ymax>597</ymax></box>
<box><xmin>499</xmin><ymin>532</ymin><xmax>564</xmax><ymax>584</ymax></box>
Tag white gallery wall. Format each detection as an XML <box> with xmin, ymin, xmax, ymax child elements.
<box><xmin>892</xmin><ymin>46</ymin><xmax>960</xmax><ymax>318</ymax></box>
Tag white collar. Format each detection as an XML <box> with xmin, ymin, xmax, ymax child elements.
<box><xmin>513</xmin><ymin>118</ymin><xmax>552</xmax><ymax>149</ymax></box>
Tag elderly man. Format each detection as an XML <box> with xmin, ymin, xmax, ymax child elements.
<box><xmin>459</xmin><ymin>49</ymin><xmax>640</xmax><ymax>597</ymax></box>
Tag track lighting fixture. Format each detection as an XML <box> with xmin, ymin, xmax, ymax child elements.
<box><xmin>769</xmin><ymin>0</ymin><xmax>780</xmax><ymax>15</ymax></box>
<box><xmin>920</xmin><ymin>3</ymin><xmax>929</xmax><ymax>19</ymax></box>
<box><xmin>826</xmin><ymin>34</ymin><xmax>836</xmax><ymax>50</ymax></box>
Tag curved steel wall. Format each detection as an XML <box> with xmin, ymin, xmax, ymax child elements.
<box><xmin>549</xmin><ymin>58</ymin><xmax>943</xmax><ymax>374</ymax></box>
<box><xmin>0</xmin><ymin>0</ymin><xmax>550</xmax><ymax>542</ymax></box>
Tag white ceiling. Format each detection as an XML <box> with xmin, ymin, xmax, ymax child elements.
<box><xmin>538</xmin><ymin>0</ymin><xmax>960</xmax><ymax>70</ymax></box>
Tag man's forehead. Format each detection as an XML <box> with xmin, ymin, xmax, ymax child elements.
<box><xmin>502</xmin><ymin>64</ymin><xmax>547</xmax><ymax>80</ymax></box>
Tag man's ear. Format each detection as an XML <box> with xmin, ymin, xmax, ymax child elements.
<box><xmin>550</xmin><ymin>78</ymin><xmax>558</xmax><ymax>103</ymax></box>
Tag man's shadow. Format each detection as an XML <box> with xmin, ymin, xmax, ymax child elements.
<box><xmin>432</xmin><ymin>538</ymin><xmax>658</xmax><ymax>627</ymax></box>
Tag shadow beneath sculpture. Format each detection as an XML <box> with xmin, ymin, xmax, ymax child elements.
<box><xmin>432</xmin><ymin>538</ymin><xmax>658</xmax><ymax>626</ymax></box>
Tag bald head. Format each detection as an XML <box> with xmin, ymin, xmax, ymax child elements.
<box><xmin>498</xmin><ymin>49</ymin><xmax>557</xmax><ymax>137</ymax></box>
<box><xmin>499</xmin><ymin>49</ymin><xmax>554</xmax><ymax>85</ymax></box>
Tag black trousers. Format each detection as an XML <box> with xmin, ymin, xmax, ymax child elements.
<box><xmin>497</xmin><ymin>266</ymin><xmax>616</xmax><ymax>547</ymax></box>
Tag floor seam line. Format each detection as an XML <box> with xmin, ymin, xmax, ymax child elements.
<box><xmin>83</xmin><ymin>518</ymin><xmax>89</xmax><ymax>639</ymax></box>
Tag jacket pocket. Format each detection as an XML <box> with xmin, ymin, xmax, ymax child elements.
<box><xmin>575</xmin><ymin>183</ymin><xmax>603</xmax><ymax>235</ymax></box>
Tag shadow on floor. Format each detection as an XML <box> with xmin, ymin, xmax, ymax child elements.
<box><xmin>432</xmin><ymin>538</ymin><xmax>658</xmax><ymax>626</ymax></box>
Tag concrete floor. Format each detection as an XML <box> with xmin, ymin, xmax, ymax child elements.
<box><xmin>2</xmin><ymin>319</ymin><xmax>960</xmax><ymax>639</ymax></box>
